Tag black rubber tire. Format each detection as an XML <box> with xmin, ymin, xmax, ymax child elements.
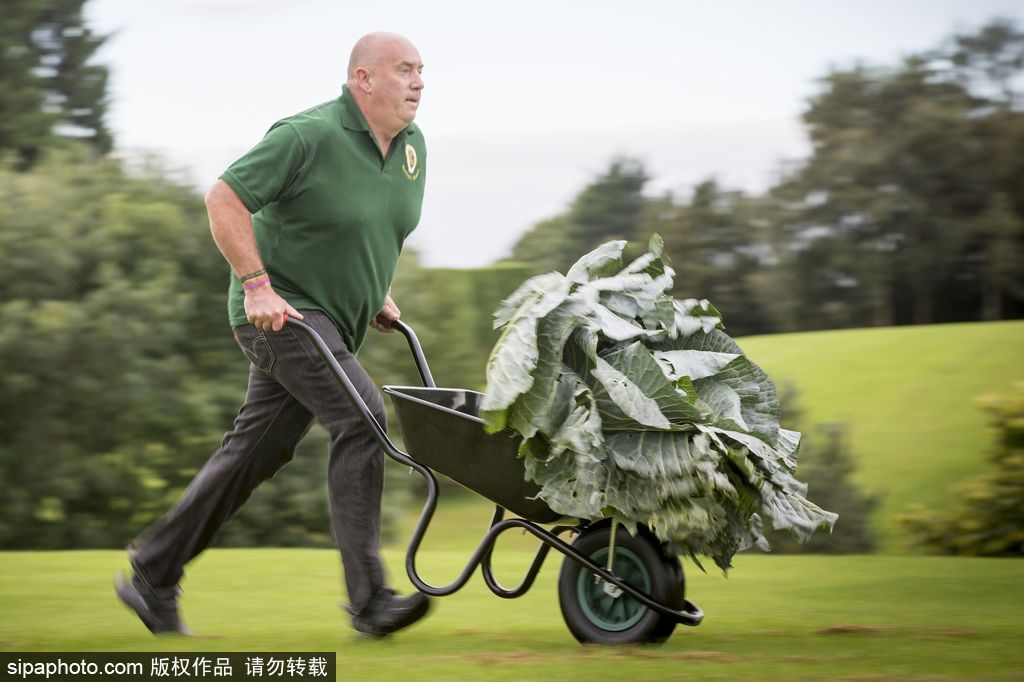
<box><xmin>649</xmin><ymin>549</ymin><xmax>684</xmax><ymax>643</ymax></box>
<box><xmin>558</xmin><ymin>522</ymin><xmax>681</xmax><ymax>644</ymax></box>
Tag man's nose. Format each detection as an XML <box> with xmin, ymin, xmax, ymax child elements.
<box><xmin>411</xmin><ymin>73</ymin><xmax>424</xmax><ymax>90</ymax></box>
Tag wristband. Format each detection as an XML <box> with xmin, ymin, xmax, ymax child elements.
<box><xmin>239</xmin><ymin>268</ymin><xmax>267</xmax><ymax>284</ymax></box>
<box><xmin>242</xmin><ymin>275</ymin><xmax>271</xmax><ymax>291</ymax></box>
<box><xmin>239</xmin><ymin>268</ymin><xmax>269</xmax><ymax>291</ymax></box>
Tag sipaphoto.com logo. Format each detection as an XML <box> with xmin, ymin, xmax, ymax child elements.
<box><xmin>0</xmin><ymin>652</ymin><xmax>335</xmax><ymax>681</ymax></box>
<box><xmin>5</xmin><ymin>655</ymin><xmax>142</xmax><ymax>679</ymax></box>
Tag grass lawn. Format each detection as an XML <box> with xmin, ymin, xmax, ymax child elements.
<box><xmin>1</xmin><ymin>547</ymin><xmax>1021</xmax><ymax>681</ymax></box>
<box><xmin>737</xmin><ymin>320</ymin><xmax>1024</xmax><ymax>550</ymax></box>
<box><xmin>4</xmin><ymin>322</ymin><xmax>1023</xmax><ymax>680</ymax></box>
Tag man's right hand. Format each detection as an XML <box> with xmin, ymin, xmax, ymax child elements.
<box><xmin>245</xmin><ymin>285</ymin><xmax>304</xmax><ymax>331</ymax></box>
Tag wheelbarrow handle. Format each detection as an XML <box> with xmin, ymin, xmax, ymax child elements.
<box><xmin>284</xmin><ymin>316</ymin><xmax>421</xmax><ymax>467</ymax></box>
<box><xmin>391</xmin><ymin>320</ymin><xmax>435</xmax><ymax>388</ymax></box>
<box><xmin>283</xmin><ymin>315</ymin><xmax>449</xmax><ymax>587</ymax></box>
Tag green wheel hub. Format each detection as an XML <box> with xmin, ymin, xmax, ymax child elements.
<box><xmin>576</xmin><ymin>546</ymin><xmax>651</xmax><ymax>631</ymax></box>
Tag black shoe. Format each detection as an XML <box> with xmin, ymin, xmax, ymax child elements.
<box><xmin>347</xmin><ymin>589</ymin><xmax>431</xmax><ymax>637</ymax></box>
<box><xmin>115</xmin><ymin>571</ymin><xmax>192</xmax><ymax>635</ymax></box>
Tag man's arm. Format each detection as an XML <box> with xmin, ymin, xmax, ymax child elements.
<box><xmin>205</xmin><ymin>179</ymin><xmax>302</xmax><ymax>331</ymax></box>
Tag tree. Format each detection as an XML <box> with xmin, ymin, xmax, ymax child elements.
<box><xmin>765</xmin><ymin>424</ymin><xmax>880</xmax><ymax>553</ymax></box>
<box><xmin>763</xmin><ymin>384</ymin><xmax>879</xmax><ymax>553</ymax></box>
<box><xmin>505</xmin><ymin>21</ymin><xmax>1024</xmax><ymax>335</ymax></box>
<box><xmin>565</xmin><ymin>157</ymin><xmax>648</xmax><ymax>252</ymax></box>
<box><xmin>899</xmin><ymin>383</ymin><xmax>1024</xmax><ymax>556</ymax></box>
<box><xmin>0</xmin><ymin>149</ymin><xmax>231</xmax><ymax>548</ymax></box>
<box><xmin>506</xmin><ymin>215</ymin><xmax>574</xmax><ymax>275</ymax></box>
<box><xmin>976</xmin><ymin>192</ymin><xmax>1024</xmax><ymax>320</ymax></box>
<box><xmin>766</xmin><ymin>19</ymin><xmax>1024</xmax><ymax>331</ymax></box>
<box><xmin>778</xmin><ymin>59</ymin><xmax>985</xmax><ymax>327</ymax></box>
<box><xmin>639</xmin><ymin>180</ymin><xmax>777</xmax><ymax>336</ymax></box>
<box><xmin>0</xmin><ymin>0</ymin><xmax>111</xmax><ymax>165</ymax></box>
<box><xmin>505</xmin><ymin>157</ymin><xmax>649</xmax><ymax>275</ymax></box>
<box><xmin>938</xmin><ymin>19</ymin><xmax>1024</xmax><ymax>322</ymax></box>
<box><xmin>947</xmin><ymin>17</ymin><xmax>1024</xmax><ymax>109</ymax></box>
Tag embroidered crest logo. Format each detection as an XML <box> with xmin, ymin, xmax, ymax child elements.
<box><xmin>403</xmin><ymin>143</ymin><xmax>420</xmax><ymax>180</ymax></box>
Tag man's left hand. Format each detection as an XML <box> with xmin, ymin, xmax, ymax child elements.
<box><xmin>371</xmin><ymin>294</ymin><xmax>400</xmax><ymax>333</ymax></box>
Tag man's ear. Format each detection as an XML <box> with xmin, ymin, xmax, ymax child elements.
<box><xmin>355</xmin><ymin>67</ymin><xmax>373</xmax><ymax>94</ymax></box>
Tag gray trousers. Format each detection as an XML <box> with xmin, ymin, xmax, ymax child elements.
<box><xmin>131</xmin><ymin>310</ymin><xmax>387</xmax><ymax>612</ymax></box>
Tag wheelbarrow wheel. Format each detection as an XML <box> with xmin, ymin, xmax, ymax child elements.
<box><xmin>649</xmin><ymin>550</ymin><xmax>684</xmax><ymax>643</ymax></box>
<box><xmin>558</xmin><ymin>522</ymin><xmax>683</xmax><ymax>644</ymax></box>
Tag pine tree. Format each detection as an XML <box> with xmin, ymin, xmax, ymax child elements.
<box><xmin>765</xmin><ymin>384</ymin><xmax>880</xmax><ymax>553</ymax></box>
<box><xmin>0</xmin><ymin>0</ymin><xmax>111</xmax><ymax>165</ymax></box>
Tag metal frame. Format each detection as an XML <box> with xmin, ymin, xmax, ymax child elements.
<box><xmin>285</xmin><ymin>317</ymin><xmax>703</xmax><ymax>626</ymax></box>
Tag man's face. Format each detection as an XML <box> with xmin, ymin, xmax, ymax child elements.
<box><xmin>367</xmin><ymin>39</ymin><xmax>424</xmax><ymax>134</ymax></box>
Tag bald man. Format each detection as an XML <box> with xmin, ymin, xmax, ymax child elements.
<box><xmin>115</xmin><ymin>33</ymin><xmax>431</xmax><ymax>638</ymax></box>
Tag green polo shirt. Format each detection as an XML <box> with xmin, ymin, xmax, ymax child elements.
<box><xmin>220</xmin><ymin>85</ymin><xmax>426</xmax><ymax>352</ymax></box>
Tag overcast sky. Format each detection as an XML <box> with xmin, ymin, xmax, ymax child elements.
<box><xmin>85</xmin><ymin>0</ymin><xmax>1021</xmax><ymax>267</ymax></box>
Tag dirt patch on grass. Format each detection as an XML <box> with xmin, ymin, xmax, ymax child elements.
<box><xmin>817</xmin><ymin>624</ymin><xmax>977</xmax><ymax>639</ymax></box>
<box><xmin>455</xmin><ymin>651</ymin><xmax>546</xmax><ymax>664</ymax></box>
<box><xmin>670</xmin><ymin>651</ymin><xmax>735</xmax><ymax>660</ymax></box>
<box><xmin>781</xmin><ymin>655</ymin><xmax>831</xmax><ymax>663</ymax></box>
<box><xmin>909</xmin><ymin>627</ymin><xmax>977</xmax><ymax>639</ymax></box>
<box><xmin>817</xmin><ymin>624</ymin><xmax>884</xmax><ymax>635</ymax></box>
<box><xmin>617</xmin><ymin>650</ymin><xmax>737</xmax><ymax>661</ymax></box>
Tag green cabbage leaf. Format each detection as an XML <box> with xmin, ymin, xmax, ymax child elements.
<box><xmin>482</xmin><ymin>236</ymin><xmax>837</xmax><ymax>570</ymax></box>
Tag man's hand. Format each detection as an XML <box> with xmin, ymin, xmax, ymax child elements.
<box><xmin>245</xmin><ymin>285</ymin><xmax>303</xmax><ymax>332</ymax></box>
<box><xmin>371</xmin><ymin>294</ymin><xmax>400</xmax><ymax>333</ymax></box>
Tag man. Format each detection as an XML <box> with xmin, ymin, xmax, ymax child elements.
<box><xmin>115</xmin><ymin>32</ymin><xmax>431</xmax><ymax>638</ymax></box>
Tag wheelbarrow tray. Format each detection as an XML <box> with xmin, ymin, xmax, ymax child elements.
<box><xmin>383</xmin><ymin>386</ymin><xmax>562</xmax><ymax>524</ymax></box>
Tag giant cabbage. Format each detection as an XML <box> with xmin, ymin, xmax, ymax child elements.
<box><xmin>482</xmin><ymin>236</ymin><xmax>837</xmax><ymax>570</ymax></box>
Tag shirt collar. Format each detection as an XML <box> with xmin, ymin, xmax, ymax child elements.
<box><xmin>338</xmin><ymin>84</ymin><xmax>416</xmax><ymax>138</ymax></box>
<box><xmin>339</xmin><ymin>85</ymin><xmax>370</xmax><ymax>133</ymax></box>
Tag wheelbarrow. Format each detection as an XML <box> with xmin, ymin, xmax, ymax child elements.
<box><xmin>286</xmin><ymin>317</ymin><xmax>704</xmax><ymax>644</ymax></box>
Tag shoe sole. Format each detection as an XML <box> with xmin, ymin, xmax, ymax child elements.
<box><xmin>114</xmin><ymin>573</ymin><xmax>191</xmax><ymax>636</ymax></box>
<box><xmin>353</xmin><ymin>595</ymin><xmax>432</xmax><ymax>637</ymax></box>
